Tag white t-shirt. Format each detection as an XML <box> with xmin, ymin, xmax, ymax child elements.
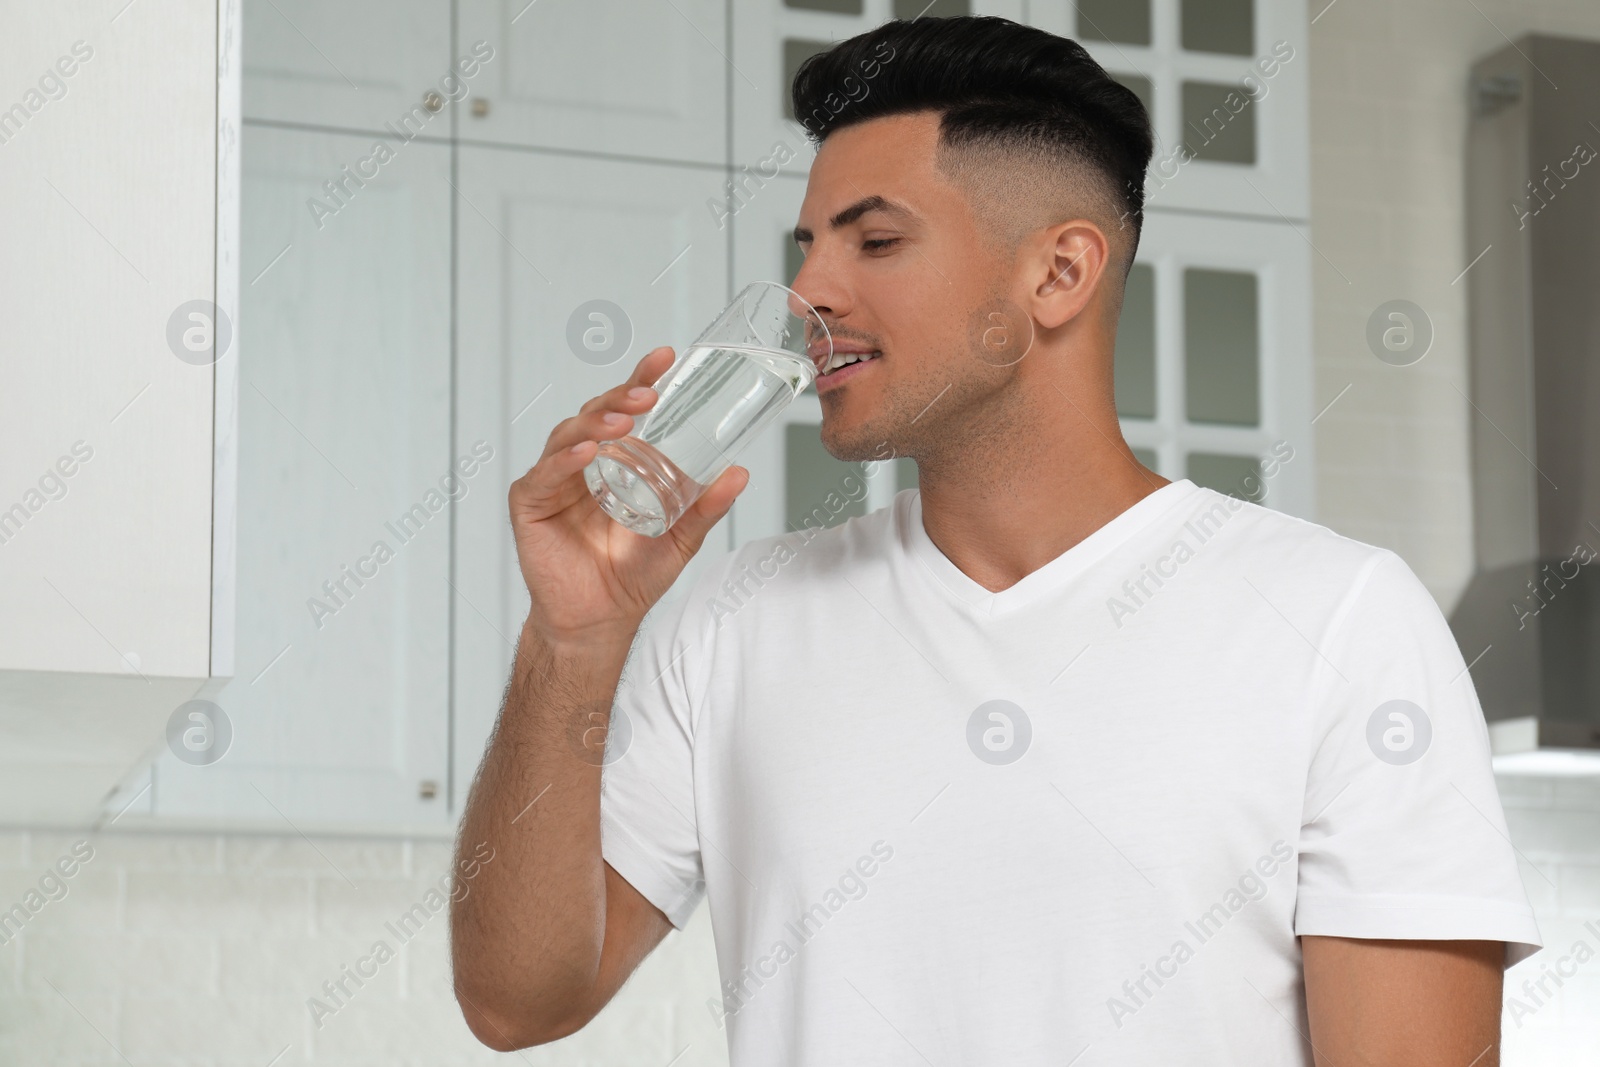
<box><xmin>599</xmin><ymin>479</ymin><xmax>1542</xmax><ymax>1065</ymax></box>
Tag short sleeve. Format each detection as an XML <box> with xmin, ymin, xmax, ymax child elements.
<box><xmin>1295</xmin><ymin>549</ymin><xmax>1544</xmax><ymax>968</ymax></box>
<box><xmin>598</xmin><ymin>551</ymin><xmax>733</xmax><ymax>931</ymax></box>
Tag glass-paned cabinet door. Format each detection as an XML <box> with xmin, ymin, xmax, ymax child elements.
<box><xmin>452</xmin><ymin>147</ymin><xmax>731</xmax><ymax>803</ymax></box>
<box><xmin>733</xmin><ymin>0</ymin><xmax>1026</xmax><ymax>178</ymax></box>
<box><xmin>243</xmin><ymin>0</ymin><xmax>454</xmax><ymax>132</ymax></box>
<box><xmin>153</xmin><ymin>127</ymin><xmax>454</xmax><ymax>828</ymax></box>
<box><xmin>1114</xmin><ymin>210</ymin><xmax>1313</xmax><ymax>518</ymax></box>
<box><xmin>458</xmin><ymin>0</ymin><xmax>726</xmax><ymax>164</ymax></box>
<box><xmin>728</xmin><ymin>171</ymin><xmax>913</xmax><ymax>549</ymax></box>
<box><xmin>1027</xmin><ymin>0</ymin><xmax>1308</xmax><ymax>219</ymax></box>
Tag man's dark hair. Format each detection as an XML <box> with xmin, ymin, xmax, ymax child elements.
<box><xmin>791</xmin><ymin>16</ymin><xmax>1154</xmax><ymax>274</ymax></box>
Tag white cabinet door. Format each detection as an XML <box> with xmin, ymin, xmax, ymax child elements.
<box><xmin>0</xmin><ymin>0</ymin><xmax>238</xmax><ymax>827</ymax></box>
<box><xmin>729</xmin><ymin>0</ymin><xmax>1306</xmax><ymax>220</ymax></box>
<box><xmin>1028</xmin><ymin>0</ymin><xmax>1310</xmax><ymax>220</ymax></box>
<box><xmin>243</xmin><ymin>0</ymin><xmax>455</xmax><ymax>132</ymax></box>
<box><xmin>726</xmin><ymin>164</ymin><xmax>917</xmax><ymax>551</ymax></box>
<box><xmin>1113</xmin><ymin>209</ymin><xmax>1315</xmax><ymax>520</ymax></box>
<box><xmin>0</xmin><ymin>10</ymin><xmax>221</xmax><ymax>679</ymax></box>
<box><xmin>725</xmin><ymin>170</ymin><xmax>869</xmax><ymax>548</ymax></box>
<box><xmin>452</xmin><ymin>146</ymin><xmax>732</xmax><ymax>803</ymax></box>
<box><xmin>151</xmin><ymin>126</ymin><xmax>454</xmax><ymax>829</ymax></box>
<box><xmin>728</xmin><ymin>171</ymin><xmax>806</xmax><ymax>548</ymax></box>
<box><xmin>457</xmin><ymin>0</ymin><xmax>725</xmax><ymax>164</ymax></box>
<box><xmin>731</xmin><ymin>0</ymin><xmax>1024</xmax><ymax>178</ymax></box>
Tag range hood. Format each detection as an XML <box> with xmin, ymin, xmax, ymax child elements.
<box><xmin>1450</xmin><ymin>34</ymin><xmax>1600</xmax><ymax>772</ymax></box>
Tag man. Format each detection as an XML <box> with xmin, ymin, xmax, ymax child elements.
<box><xmin>450</xmin><ymin>16</ymin><xmax>1540</xmax><ymax>1065</ymax></box>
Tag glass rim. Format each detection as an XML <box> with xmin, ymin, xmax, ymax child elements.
<box><xmin>729</xmin><ymin>279</ymin><xmax>833</xmax><ymax>370</ymax></box>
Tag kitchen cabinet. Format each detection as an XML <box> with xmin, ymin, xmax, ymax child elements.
<box><xmin>1031</xmin><ymin>0</ymin><xmax>1311</xmax><ymax>220</ymax></box>
<box><xmin>0</xmin><ymin>0</ymin><xmax>241</xmax><ymax>825</ymax></box>
<box><xmin>110</xmin><ymin>0</ymin><xmax>737</xmax><ymax>831</ymax></box>
<box><xmin>143</xmin><ymin>126</ymin><xmax>456</xmax><ymax>829</ymax></box>
<box><xmin>457</xmin><ymin>0</ymin><xmax>726</xmax><ymax>165</ymax></box>
<box><xmin>724</xmin><ymin>170</ymin><xmax>909</xmax><ymax>547</ymax></box>
<box><xmin>1113</xmin><ymin>210</ymin><xmax>1314</xmax><ymax>518</ymax></box>
<box><xmin>730</xmin><ymin>0</ymin><xmax>1026</xmax><ymax>177</ymax></box>
<box><xmin>451</xmin><ymin>145</ymin><xmax>732</xmax><ymax>804</ymax></box>
<box><xmin>242</xmin><ymin>0</ymin><xmax>455</xmax><ymax>134</ymax></box>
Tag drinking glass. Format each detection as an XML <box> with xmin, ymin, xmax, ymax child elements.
<box><xmin>582</xmin><ymin>282</ymin><xmax>832</xmax><ymax>537</ymax></box>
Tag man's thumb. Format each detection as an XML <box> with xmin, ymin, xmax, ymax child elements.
<box><xmin>667</xmin><ymin>465</ymin><xmax>748</xmax><ymax>553</ymax></box>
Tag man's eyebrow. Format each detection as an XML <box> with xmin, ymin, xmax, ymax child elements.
<box><xmin>792</xmin><ymin>195</ymin><xmax>919</xmax><ymax>244</ymax></box>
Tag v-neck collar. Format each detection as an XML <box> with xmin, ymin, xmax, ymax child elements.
<box><xmin>896</xmin><ymin>480</ymin><xmax>1204</xmax><ymax>618</ymax></box>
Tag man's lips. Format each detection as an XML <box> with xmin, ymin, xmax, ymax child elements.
<box><xmin>814</xmin><ymin>353</ymin><xmax>878</xmax><ymax>393</ymax></box>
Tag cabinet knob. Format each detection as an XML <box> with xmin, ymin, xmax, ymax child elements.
<box><xmin>423</xmin><ymin>90</ymin><xmax>444</xmax><ymax>113</ymax></box>
<box><xmin>471</xmin><ymin>97</ymin><xmax>490</xmax><ymax>118</ymax></box>
<box><xmin>418</xmin><ymin>779</ymin><xmax>439</xmax><ymax>800</ymax></box>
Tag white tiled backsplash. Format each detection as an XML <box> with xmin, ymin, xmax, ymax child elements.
<box><xmin>0</xmin><ymin>831</ymin><xmax>731</xmax><ymax>1066</ymax></box>
<box><xmin>1</xmin><ymin>776</ymin><xmax>1597</xmax><ymax>1064</ymax></box>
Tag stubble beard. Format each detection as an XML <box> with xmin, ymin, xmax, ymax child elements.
<box><xmin>818</xmin><ymin>347</ymin><xmax>1024</xmax><ymax>479</ymax></box>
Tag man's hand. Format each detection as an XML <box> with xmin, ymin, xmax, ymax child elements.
<box><xmin>1302</xmin><ymin>936</ymin><xmax>1504</xmax><ymax>1066</ymax></box>
<box><xmin>510</xmin><ymin>344</ymin><xmax>749</xmax><ymax>651</ymax></box>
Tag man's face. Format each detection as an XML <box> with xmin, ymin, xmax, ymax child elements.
<box><xmin>791</xmin><ymin>111</ymin><xmax>1017</xmax><ymax>465</ymax></box>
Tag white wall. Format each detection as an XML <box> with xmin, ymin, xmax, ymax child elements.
<box><xmin>1305</xmin><ymin>0</ymin><xmax>1600</xmax><ymax>608</ymax></box>
<box><xmin>1308</xmin><ymin>2</ymin><xmax>1600</xmax><ymax>1056</ymax></box>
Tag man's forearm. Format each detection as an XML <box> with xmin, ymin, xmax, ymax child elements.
<box><xmin>449</xmin><ymin>620</ymin><xmax>635</xmax><ymax>1049</ymax></box>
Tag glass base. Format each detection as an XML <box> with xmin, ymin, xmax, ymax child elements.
<box><xmin>583</xmin><ymin>437</ymin><xmax>704</xmax><ymax>538</ymax></box>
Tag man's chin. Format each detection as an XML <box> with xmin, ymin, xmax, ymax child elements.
<box><xmin>818</xmin><ymin>424</ymin><xmax>890</xmax><ymax>465</ymax></box>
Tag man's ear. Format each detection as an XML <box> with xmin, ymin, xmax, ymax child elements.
<box><xmin>1032</xmin><ymin>221</ymin><xmax>1108</xmax><ymax>330</ymax></box>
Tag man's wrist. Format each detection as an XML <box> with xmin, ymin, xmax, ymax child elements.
<box><xmin>518</xmin><ymin>617</ymin><xmax>636</xmax><ymax>673</ymax></box>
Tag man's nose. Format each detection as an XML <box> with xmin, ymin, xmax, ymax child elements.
<box><xmin>790</xmin><ymin>254</ymin><xmax>845</xmax><ymax>321</ymax></box>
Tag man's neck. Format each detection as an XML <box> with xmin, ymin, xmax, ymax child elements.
<box><xmin>913</xmin><ymin>389</ymin><xmax>1168</xmax><ymax>595</ymax></box>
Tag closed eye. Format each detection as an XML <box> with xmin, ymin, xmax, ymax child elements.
<box><xmin>863</xmin><ymin>238</ymin><xmax>900</xmax><ymax>252</ymax></box>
